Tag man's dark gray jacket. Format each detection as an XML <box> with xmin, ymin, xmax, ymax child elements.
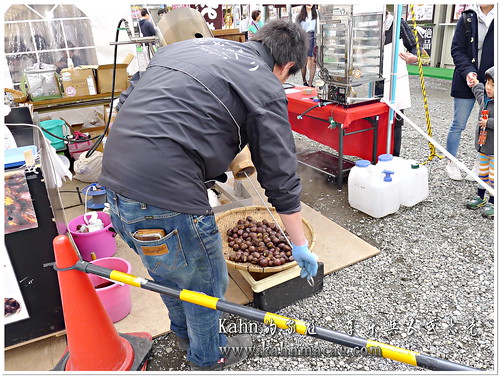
<box><xmin>100</xmin><ymin>38</ymin><xmax>302</xmax><ymax>215</ymax></box>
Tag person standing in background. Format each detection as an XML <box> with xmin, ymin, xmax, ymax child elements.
<box><xmin>139</xmin><ymin>8</ymin><xmax>156</xmax><ymax>37</ymax></box>
<box><xmin>55</xmin><ymin>41</ymin><xmax>84</xmax><ymax>73</ymax></box>
<box><xmin>465</xmin><ymin>66</ymin><xmax>494</xmax><ymax>219</ymax></box>
<box><xmin>445</xmin><ymin>4</ymin><xmax>494</xmax><ymax>181</ymax></box>
<box><xmin>382</xmin><ymin>10</ymin><xmax>418</xmax><ymax>157</ymax></box>
<box><xmin>157</xmin><ymin>8</ymin><xmax>166</xmax><ymax>18</ymax></box>
<box><xmin>239</xmin><ymin>13</ymin><xmax>249</xmax><ymax>41</ymax></box>
<box><xmin>296</xmin><ymin>5</ymin><xmax>318</xmax><ymax>87</ymax></box>
<box><xmin>248</xmin><ymin>10</ymin><xmax>263</xmax><ymax>39</ymax></box>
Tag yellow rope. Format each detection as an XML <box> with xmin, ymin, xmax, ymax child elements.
<box><xmin>409</xmin><ymin>4</ymin><xmax>443</xmax><ymax>164</ymax></box>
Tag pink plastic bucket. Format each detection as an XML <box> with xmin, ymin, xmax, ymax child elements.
<box><xmin>88</xmin><ymin>257</ymin><xmax>132</xmax><ymax>323</ymax></box>
<box><xmin>68</xmin><ymin>212</ymin><xmax>116</xmax><ymax>261</ymax></box>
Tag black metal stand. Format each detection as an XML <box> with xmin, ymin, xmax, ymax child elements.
<box><xmin>296</xmin><ymin>104</ymin><xmax>380</xmax><ymax>189</ymax></box>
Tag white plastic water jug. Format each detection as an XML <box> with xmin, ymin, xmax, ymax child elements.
<box><xmin>348</xmin><ymin>159</ymin><xmax>401</xmax><ymax>218</ymax></box>
<box><xmin>393</xmin><ymin>158</ymin><xmax>429</xmax><ymax>207</ymax></box>
<box><xmin>374</xmin><ymin>154</ymin><xmax>398</xmax><ymax>180</ymax></box>
<box><xmin>348</xmin><ymin>160</ymin><xmax>373</xmax><ymax>213</ymax></box>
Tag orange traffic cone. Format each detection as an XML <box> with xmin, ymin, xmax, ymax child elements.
<box><xmin>51</xmin><ymin>235</ymin><xmax>152</xmax><ymax>371</ymax></box>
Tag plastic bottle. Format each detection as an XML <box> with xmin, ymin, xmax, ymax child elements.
<box><xmin>374</xmin><ymin>154</ymin><xmax>398</xmax><ymax>178</ymax></box>
<box><xmin>135</xmin><ymin>45</ymin><xmax>149</xmax><ymax>72</ymax></box>
<box><xmin>400</xmin><ymin>162</ymin><xmax>429</xmax><ymax>207</ymax></box>
<box><xmin>478</xmin><ymin>110</ymin><xmax>488</xmax><ymax>146</ymax></box>
<box><xmin>348</xmin><ymin>159</ymin><xmax>373</xmax><ymax>212</ymax></box>
<box><xmin>391</xmin><ymin>157</ymin><xmax>429</xmax><ymax>207</ymax></box>
<box><xmin>348</xmin><ymin>159</ymin><xmax>401</xmax><ymax>218</ymax></box>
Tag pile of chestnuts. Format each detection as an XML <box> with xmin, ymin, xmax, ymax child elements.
<box><xmin>226</xmin><ymin>216</ymin><xmax>294</xmax><ymax>268</ymax></box>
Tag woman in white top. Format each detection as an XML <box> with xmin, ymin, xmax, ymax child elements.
<box><xmin>296</xmin><ymin>5</ymin><xmax>318</xmax><ymax>86</ymax></box>
<box><xmin>239</xmin><ymin>14</ymin><xmax>249</xmax><ymax>41</ymax></box>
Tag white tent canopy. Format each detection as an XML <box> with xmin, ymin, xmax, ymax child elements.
<box><xmin>3</xmin><ymin>2</ymin><xmax>138</xmax><ymax>89</ymax></box>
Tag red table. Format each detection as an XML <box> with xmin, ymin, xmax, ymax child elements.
<box><xmin>287</xmin><ymin>87</ymin><xmax>392</xmax><ymax>189</ymax></box>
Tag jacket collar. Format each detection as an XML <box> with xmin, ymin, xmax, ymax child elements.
<box><xmin>245</xmin><ymin>41</ymin><xmax>275</xmax><ymax>71</ymax></box>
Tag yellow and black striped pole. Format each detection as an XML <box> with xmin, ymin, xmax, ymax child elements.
<box><xmin>409</xmin><ymin>4</ymin><xmax>443</xmax><ymax>164</ymax></box>
<box><xmin>61</xmin><ymin>259</ymin><xmax>479</xmax><ymax>372</ymax></box>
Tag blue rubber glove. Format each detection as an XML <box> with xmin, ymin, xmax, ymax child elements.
<box><xmin>291</xmin><ymin>242</ymin><xmax>319</xmax><ymax>279</ymax></box>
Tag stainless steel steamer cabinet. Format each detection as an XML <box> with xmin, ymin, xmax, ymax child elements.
<box><xmin>317</xmin><ymin>5</ymin><xmax>384</xmax><ymax>106</ymax></box>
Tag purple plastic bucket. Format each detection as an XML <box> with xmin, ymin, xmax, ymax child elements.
<box><xmin>88</xmin><ymin>257</ymin><xmax>132</xmax><ymax>323</ymax></box>
<box><xmin>67</xmin><ymin>212</ymin><xmax>116</xmax><ymax>261</ymax></box>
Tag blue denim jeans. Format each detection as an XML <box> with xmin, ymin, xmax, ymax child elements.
<box><xmin>106</xmin><ymin>189</ymin><xmax>228</xmax><ymax>367</ymax></box>
<box><xmin>446</xmin><ymin>97</ymin><xmax>476</xmax><ymax>157</ymax></box>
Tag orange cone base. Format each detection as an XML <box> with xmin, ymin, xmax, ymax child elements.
<box><xmin>52</xmin><ymin>332</ymin><xmax>152</xmax><ymax>371</ymax></box>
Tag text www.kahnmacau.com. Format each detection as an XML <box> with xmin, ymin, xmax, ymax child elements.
<box><xmin>219</xmin><ymin>341</ymin><xmax>382</xmax><ymax>358</ymax></box>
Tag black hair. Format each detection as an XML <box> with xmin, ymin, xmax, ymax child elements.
<box><xmin>485</xmin><ymin>67</ymin><xmax>494</xmax><ymax>82</ymax></box>
<box><xmin>140</xmin><ymin>8</ymin><xmax>149</xmax><ymax>17</ymax></box>
<box><xmin>296</xmin><ymin>5</ymin><xmax>317</xmax><ymax>23</ymax></box>
<box><xmin>251</xmin><ymin>10</ymin><xmax>261</xmax><ymax>21</ymax></box>
<box><xmin>157</xmin><ymin>8</ymin><xmax>166</xmax><ymax>16</ymax></box>
<box><xmin>251</xmin><ymin>19</ymin><xmax>307</xmax><ymax>75</ymax></box>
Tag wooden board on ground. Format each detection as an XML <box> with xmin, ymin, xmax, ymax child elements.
<box><xmin>4</xmin><ymin>334</ymin><xmax>67</xmax><ymax>372</ymax></box>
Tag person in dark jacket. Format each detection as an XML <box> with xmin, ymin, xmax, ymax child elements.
<box><xmin>99</xmin><ymin>20</ymin><xmax>318</xmax><ymax>371</ymax></box>
<box><xmin>138</xmin><ymin>8</ymin><xmax>156</xmax><ymax>37</ymax></box>
<box><xmin>465</xmin><ymin>66</ymin><xmax>495</xmax><ymax>218</ymax></box>
<box><xmin>445</xmin><ymin>4</ymin><xmax>495</xmax><ymax>181</ymax></box>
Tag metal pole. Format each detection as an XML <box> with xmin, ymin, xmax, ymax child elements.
<box><xmin>382</xmin><ymin>99</ymin><xmax>495</xmax><ymax>196</ymax></box>
<box><xmin>385</xmin><ymin>5</ymin><xmax>403</xmax><ymax>153</ymax></box>
<box><xmin>61</xmin><ymin>259</ymin><xmax>480</xmax><ymax>372</ymax></box>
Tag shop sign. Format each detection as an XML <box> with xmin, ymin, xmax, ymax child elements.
<box><xmin>192</xmin><ymin>5</ymin><xmax>223</xmax><ymax>30</ymax></box>
<box><xmin>416</xmin><ymin>25</ymin><xmax>433</xmax><ymax>65</ymax></box>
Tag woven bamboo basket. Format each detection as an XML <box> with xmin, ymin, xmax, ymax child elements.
<box><xmin>216</xmin><ymin>205</ymin><xmax>316</xmax><ymax>273</ymax></box>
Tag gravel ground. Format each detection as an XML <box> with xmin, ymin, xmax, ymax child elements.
<box><xmin>146</xmin><ymin>75</ymin><xmax>496</xmax><ymax>373</ymax></box>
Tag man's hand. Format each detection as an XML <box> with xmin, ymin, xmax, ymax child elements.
<box><xmin>479</xmin><ymin>118</ymin><xmax>488</xmax><ymax>128</ymax></box>
<box><xmin>292</xmin><ymin>242</ymin><xmax>319</xmax><ymax>279</ymax></box>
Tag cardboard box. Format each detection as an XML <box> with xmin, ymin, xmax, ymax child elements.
<box><xmin>40</xmin><ymin>106</ymin><xmax>104</xmax><ymax>129</ymax></box>
<box><xmin>97</xmin><ymin>64</ymin><xmax>129</xmax><ymax>94</ymax></box>
<box><xmin>79</xmin><ymin>64</ymin><xmax>130</xmax><ymax>94</ymax></box>
<box><xmin>60</xmin><ymin>68</ymin><xmax>97</xmax><ymax>97</ymax></box>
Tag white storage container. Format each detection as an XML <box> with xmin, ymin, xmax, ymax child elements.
<box><xmin>348</xmin><ymin>159</ymin><xmax>373</xmax><ymax>212</ymax></box>
<box><xmin>348</xmin><ymin>159</ymin><xmax>401</xmax><ymax>218</ymax></box>
<box><xmin>374</xmin><ymin>154</ymin><xmax>398</xmax><ymax>177</ymax></box>
<box><xmin>396</xmin><ymin>160</ymin><xmax>429</xmax><ymax>207</ymax></box>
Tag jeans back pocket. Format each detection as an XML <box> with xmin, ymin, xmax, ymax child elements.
<box><xmin>131</xmin><ymin>229</ymin><xmax>187</xmax><ymax>275</ymax></box>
